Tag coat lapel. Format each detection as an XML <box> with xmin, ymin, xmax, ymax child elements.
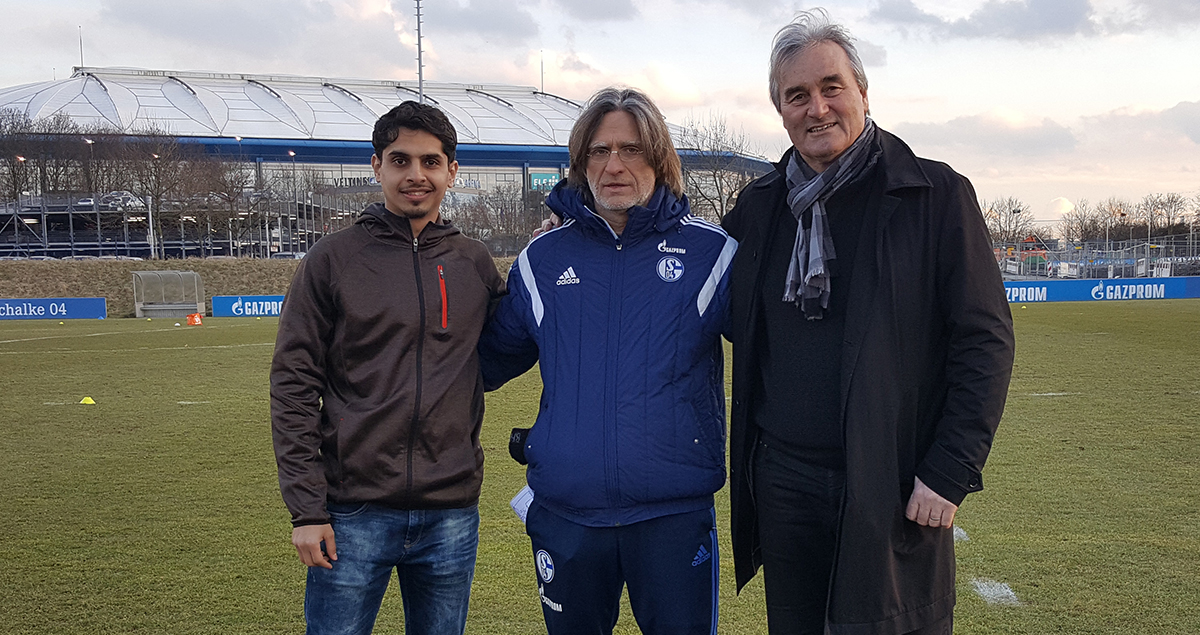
<box><xmin>839</xmin><ymin>188</ymin><xmax>898</xmax><ymax>416</ymax></box>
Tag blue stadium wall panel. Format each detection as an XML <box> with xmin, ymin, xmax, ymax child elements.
<box><xmin>186</xmin><ymin>137</ymin><xmax>571</xmax><ymax>168</ymax></box>
<box><xmin>1004</xmin><ymin>277</ymin><xmax>1200</xmax><ymax>303</ymax></box>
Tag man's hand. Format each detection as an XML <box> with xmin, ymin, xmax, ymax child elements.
<box><xmin>292</xmin><ymin>524</ymin><xmax>337</xmax><ymax>568</ymax></box>
<box><xmin>532</xmin><ymin>213</ymin><xmax>562</xmax><ymax>238</ymax></box>
<box><xmin>905</xmin><ymin>477</ymin><xmax>958</xmax><ymax>528</ymax></box>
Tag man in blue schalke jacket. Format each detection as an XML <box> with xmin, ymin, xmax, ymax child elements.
<box><xmin>479</xmin><ymin>87</ymin><xmax>737</xmax><ymax>635</ymax></box>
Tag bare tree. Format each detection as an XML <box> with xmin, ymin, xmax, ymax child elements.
<box><xmin>982</xmin><ymin>196</ymin><xmax>1035</xmax><ymax>244</ymax></box>
<box><xmin>1095</xmin><ymin>197</ymin><xmax>1135</xmax><ymax>243</ymax></box>
<box><xmin>1057</xmin><ymin>198</ymin><xmax>1105</xmax><ymax>242</ymax></box>
<box><xmin>484</xmin><ymin>182</ymin><xmax>528</xmax><ymax>238</ymax></box>
<box><xmin>196</xmin><ymin>156</ymin><xmax>259</xmax><ymax>255</ymax></box>
<box><xmin>443</xmin><ymin>193</ymin><xmax>494</xmax><ymax>240</ymax></box>
<box><xmin>678</xmin><ymin>112</ymin><xmax>765</xmax><ymax>222</ymax></box>
<box><xmin>124</xmin><ymin>126</ymin><xmax>196</xmax><ymax>257</ymax></box>
<box><xmin>1139</xmin><ymin>192</ymin><xmax>1191</xmax><ymax>235</ymax></box>
<box><xmin>0</xmin><ymin>109</ymin><xmax>35</xmax><ymax>208</ymax></box>
<box><xmin>32</xmin><ymin>113</ymin><xmax>82</xmax><ymax>195</ymax></box>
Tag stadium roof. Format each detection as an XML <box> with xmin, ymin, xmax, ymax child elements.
<box><xmin>0</xmin><ymin>67</ymin><xmax>584</xmax><ymax>146</ymax></box>
<box><xmin>0</xmin><ymin>67</ymin><xmax>771</xmax><ymax>172</ymax></box>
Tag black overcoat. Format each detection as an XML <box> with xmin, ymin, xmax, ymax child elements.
<box><xmin>721</xmin><ymin>131</ymin><xmax>1015</xmax><ymax>635</ymax></box>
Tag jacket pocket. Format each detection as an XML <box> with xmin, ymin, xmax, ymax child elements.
<box><xmin>326</xmin><ymin>502</ymin><xmax>370</xmax><ymax>518</ymax></box>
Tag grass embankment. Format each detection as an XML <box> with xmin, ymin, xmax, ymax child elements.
<box><xmin>0</xmin><ymin>256</ymin><xmax>517</xmax><ymax>318</ymax></box>
<box><xmin>1</xmin><ymin>301</ymin><xmax>1197</xmax><ymax>633</ymax></box>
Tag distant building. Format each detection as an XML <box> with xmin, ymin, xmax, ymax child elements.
<box><xmin>0</xmin><ymin>67</ymin><xmax>767</xmax><ymax>258</ymax></box>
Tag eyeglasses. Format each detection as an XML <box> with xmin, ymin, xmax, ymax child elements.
<box><xmin>587</xmin><ymin>146</ymin><xmax>646</xmax><ymax>165</ymax></box>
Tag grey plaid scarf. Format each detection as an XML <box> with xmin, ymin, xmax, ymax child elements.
<box><xmin>783</xmin><ymin>117</ymin><xmax>880</xmax><ymax>319</ymax></box>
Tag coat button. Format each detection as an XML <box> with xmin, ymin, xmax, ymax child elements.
<box><xmin>969</xmin><ymin>478</ymin><xmax>980</xmax><ymax>488</ymax></box>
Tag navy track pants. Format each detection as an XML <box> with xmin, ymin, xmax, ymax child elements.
<box><xmin>525</xmin><ymin>499</ymin><xmax>719</xmax><ymax>635</ymax></box>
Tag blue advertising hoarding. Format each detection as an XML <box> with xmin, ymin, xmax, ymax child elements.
<box><xmin>212</xmin><ymin>295</ymin><xmax>286</xmax><ymax>317</ymax></box>
<box><xmin>0</xmin><ymin>297</ymin><xmax>107</xmax><ymax>320</ymax></box>
<box><xmin>1004</xmin><ymin>277</ymin><xmax>1200</xmax><ymax>303</ymax></box>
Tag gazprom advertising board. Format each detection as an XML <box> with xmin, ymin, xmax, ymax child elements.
<box><xmin>1004</xmin><ymin>277</ymin><xmax>1200</xmax><ymax>303</ymax></box>
<box><xmin>212</xmin><ymin>295</ymin><xmax>286</xmax><ymax>317</ymax></box>
<box><xmin>0</xmin><ymin>297</ymin><xmax>107</xmax><ymax>320</ymax></box>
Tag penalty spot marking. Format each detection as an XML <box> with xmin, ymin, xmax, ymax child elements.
<box><xmin>971</xmin><ymin>578</ymin><xmax>1020</xmax><ymax>606</ymax></box>
<box><xmin>953</xmin><ymin>526</ymin><xmax>969</xmax><ymax>542</ymax></box>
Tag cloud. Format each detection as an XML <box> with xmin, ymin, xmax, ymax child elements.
<box><xmin>419</xmin><ymin>0</ymin><xmax>538</xmax><ymax>45</ymax></box>
<box><xmin>870</xmin><ymin>0</ymin><xmax>1200</xmax><ymax>40</ymax></box>
<box><xmin>1085</xmin><ymin>100</ymin><xmax>1200</xmax><ymax>145</ymax></box>
<box><xmin>886</xmin><ymin>102</ymin><xmax>1200</xmax><ymax>217</ymax></box>
<box><xmin>99</xmin><ymin>0</ymin><xmax>338</xmax><ymax>52</ymax></box>
<box><xmin>1103</xmin><ymin>0</ymin><xmax>1200</xmax><ymax>32</ymax></box>
<box><xmin>870</xmin><ymin>0</ymin><xmax>1096</xmax><ymax>40</ymax></box>
<box><xmin>91</xmin><ymin>0</ymin><xmax>416</xmax><ymax>80</ymax></box>
<box><xmin>1160</xmin><ymin>101</ymin><xmax>1200</xmax><ymax>144</ymax></box>
<box><xmin>855</xmin><ymin>40</ymin><xmax>888</xmax><ymax>67</ymax></box>
<box><xmin>550</xmin><ymin>0</ymin><xmax>638</xmax><ymax>21</ymax></box>
<box><xmin>892</xmin><ymin>114</ymin><xmax>1077</xmax><ymax>156</ymax></box>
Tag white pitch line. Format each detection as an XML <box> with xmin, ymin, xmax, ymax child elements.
<box><xmin>177</xmin><ymin>401</ymin><xmax>213</xmax><ymax>405</ymax></box>
<box><xmin>0</xmin><ymin>342</ymin><xmax>274</xmax><ymax>356</ymax></box>
<box><xmin>1029</xmin><ymin>392</ymin><xmax>1081</xmax><ymax>397</ymax></box>
<box><xmin>0</xmin><ymin>322</ymin><xmax>257</xmax><ymax>345</ymax></box>
<box><xmin>43</xmin><ymin>402</ymin><xmax>67</xmax><ymax>406</ymax></box>
<box><xmin>971</xmin><ymin>578</ymin><xmax>1020</xmax><ymax>606</ymax></box>
<box><xmin>953</xmin><ymin>526</ymin><xmax>969</xmax><ymax>542</ymax></box>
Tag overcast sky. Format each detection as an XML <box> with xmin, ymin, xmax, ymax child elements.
<box><xmin>2</xmin><ymin>0</ymin><xmax>1199</xmax><ymax>221</ymax></box>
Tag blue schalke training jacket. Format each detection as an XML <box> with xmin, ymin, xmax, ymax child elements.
<box><xmin>479</xmin><ymin>181</ymin><xmax>737</xmax><ymax>527</ymax></box>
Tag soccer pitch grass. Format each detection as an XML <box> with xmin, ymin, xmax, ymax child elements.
<box><xmin>2</xmin><ymin>301</ymin><xmax>1198</xmax><ymax>634</ymax></box>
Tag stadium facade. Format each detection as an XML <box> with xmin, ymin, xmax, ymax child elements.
<box><xmin>0</xmin><ymin>67</ymin><xmax>768</xmax><ymax>258</ymax></box>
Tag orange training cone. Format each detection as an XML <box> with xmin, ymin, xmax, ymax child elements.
<box><xmin>187</xmin><ymin>313</ymin><xmax>203</xmax><ymax>326</ymax></box>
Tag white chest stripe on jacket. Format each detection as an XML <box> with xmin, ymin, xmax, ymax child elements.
<box><xmin>518</xmin><ymin>249</ymin><xmax>544</xmax><ymax>327</ymax></box>
<box><xmin>682</xmin><ymin>216</ymin><xmax>738</xmax><ymax>317</ymax></box>
<box><xmin>515</xmin><ymin>219</ymin><xmax>573</xmax><ymax>328</ymax></box>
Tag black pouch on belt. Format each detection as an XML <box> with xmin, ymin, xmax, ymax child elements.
<box><xmin>509</xmin><ymin>427</ymin><xmax>530</xmax><ymax>465</ymax></box>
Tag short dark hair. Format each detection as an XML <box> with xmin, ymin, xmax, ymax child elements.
<box><xmin>372</xmin><ymin>101</ymin><xmax>457</xmax><ymax>162</ymax></box>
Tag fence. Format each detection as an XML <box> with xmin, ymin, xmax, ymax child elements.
<box><xmin>996</xmin><ymin>234</ymin><xmax>1200</xmax><ymax>279</ymax></box>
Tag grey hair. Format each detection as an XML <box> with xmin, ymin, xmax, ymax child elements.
<box><xmin>566</xmin><ymin>86</ymin><xmax>684</xmax><ymax>199</ymax></box>
<box><xmin>768</xmin><ymin>8</ymin><xmax>868</xmax><ymax>112</ymax></box>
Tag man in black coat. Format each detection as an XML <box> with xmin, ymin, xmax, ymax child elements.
<box><xmin>721</xmin><ymin>9</ymin><xmax>1015</xmax><ymax>635</ymax></box>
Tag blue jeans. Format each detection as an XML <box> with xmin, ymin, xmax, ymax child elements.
<box><xmin>305</xmin><ymin>503</ymin><xmax>479</xmax><ymax>635</ymax></box>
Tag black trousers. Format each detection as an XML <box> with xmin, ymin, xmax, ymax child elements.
<box><xmin>753</xmin><ymin>438</ymin><xmax>953</xmax><ymax>635</ymax></box>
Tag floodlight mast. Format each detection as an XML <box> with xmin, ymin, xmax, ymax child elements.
<box><xmin>415</xmin><ymin>0</ymin><xmax>425</xmax><ymax>104</ymax></box>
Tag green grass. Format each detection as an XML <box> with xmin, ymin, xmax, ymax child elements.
<box><xmin>2</xmin><ymin>300</ymin><xmax>1198</xmax><ymax>634</ymax></box>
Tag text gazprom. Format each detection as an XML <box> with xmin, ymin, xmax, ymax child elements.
<box><xmin>234</xmin><ymin>299</ymin><xmax>282</xmax><ymax>316</ymax></box>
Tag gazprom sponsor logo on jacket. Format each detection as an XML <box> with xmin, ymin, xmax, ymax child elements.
<box><xmin>212</xmin><ymin>295</ymin><xmax>285</xmax><ymax>317</ymax></box>
<box><xmin>1002</xmin><ymin>277</ymin><xmax>1200</xmax><ymax>302</ymax></box>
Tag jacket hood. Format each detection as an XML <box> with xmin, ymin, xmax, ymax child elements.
<box><xmin>546</xmin><ymin>180</ymin><xmax>690</xmax><ymax>242</ymax></box>
<box><xmin>355</xmin><ymin>201</ymin><xmax>461</xmax><ymax>246</ymax></box>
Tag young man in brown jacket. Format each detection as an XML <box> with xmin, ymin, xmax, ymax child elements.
<box><xmin>270</xmin><ymin>101</ymin><xmax>504</xmax><ymax>635</ymax></box>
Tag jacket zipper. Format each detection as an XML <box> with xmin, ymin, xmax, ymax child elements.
<box><xmin>408</xmin><ymin>236</ymin><xmax>425</xmax><ymax>498</ymax></box>
<box><xmin>437</xmin><ymin>264</ymin><xmax>448</xmax><ymax>329</ymax></box>
<box><xmin>605</xmin><ymin>237</ymin><xmax>624</xmax><ymax>516</ymax></box>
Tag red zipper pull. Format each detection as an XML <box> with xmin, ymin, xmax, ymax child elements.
<box><xmin>437</xmin><ymin>264</ymin><xmax>448</xmax><ymax>329</ymax></box>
